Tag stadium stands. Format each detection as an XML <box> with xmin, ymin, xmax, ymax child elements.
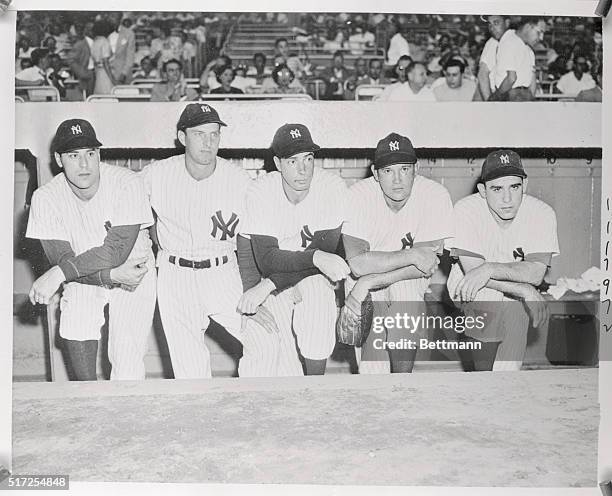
<box><xmin>14</xmin><ymin>11</ymin><xmax>602</xmax><ymax>103</ymax></box>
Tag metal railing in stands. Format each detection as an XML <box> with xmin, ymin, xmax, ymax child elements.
<box><xmin>302</xmin><ymin>79</ymin><xmax>326</xmax><ymax>100</ymax></box>
<box><xmin>200</xmin><ymin>93</ymin><xmax>312</xmax><ymax>101</ymax></box>
<box><xmin>132</xmin><ymin>78</ymin><xmax>200</xmax><ymax>85</ymax></box>
<box><xmin>86</xmin><ymin>94</ymin><xmax>152</xmax><ymax>102</ymax></box>
<box><xmin>355</xmin><ymin>84</ymin><xmax>387</xmax><ymax>101</ymax></box>
<box><xmin>15</xmin><ymin>96</ymin><xmax>25</xmax><ymax>103</ymax></box>
<box><xmin>87</xmin><ymin>93</ymin><xmax>312</xmax><ymax>102</ymax></box>
<box><xmin>15</xmin><ymin>85</ymin><xmax>61</xmax><ymax>102</ymax></box>
<box><xmin>534</xmin><ymin>93</ymin><xmax>576</xmax><ymax>101</ymax></box>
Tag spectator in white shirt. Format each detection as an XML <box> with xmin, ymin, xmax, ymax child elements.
<box><xmin>132</xmin><ymin>56</ymin><xmax>159</xmax><ymax>79</ymax></box>
<box><xmin>274</xmin><ymin>37</ymin><xmax>308</xmax><ymax>79</ymax></box>
<box><xmin>490</xmin><ymin>19</ymin><xmax>541</xmax><ymax>101</ymax></box>
<box><xmin>392</xmin><ymin>54</ymin><xmax>412</xmax><ymax>83</ymax></box>
<box><xmin>134</xmin><ymin>33</ymin><xmax>153</xmax><ymax>65</ymax></box>
<box><xmin>348</xmin><ymin>25</ymin><xmax>375</xmax><ymax>55</ymax></box>
<box><xmin>575</xmin><ymin>66</ymin><xmax>602</xmax><ymax>102</ymax></box>
<box><xmin>15</xmin><ymin>48</ymin><xmax>50</xmax><ymax>86</ymax></box>
<box><xmin>181</xmin><ymin>32</ymin><xmax>197</xmax><ymax>77</ymax></box>
<box><xmin>52</xmin><ymin>22</ymin><xmax>71</xmax><ymax>55</ymax></box>
<box><xmin>199</xmin><ymin>55</ymin><xmax>233</xmax><ymax>92</ymax></box>
<box><xmin>43</xmin><ymin>36</ymin><xmax>59</xmax><ymax>55</ymax></box>
<box><xmin>245</xmin><ymin>52</ymin><xmax>271</xmax><ymax>85</ymax></box>
<box><xmin>261</xmin><ymin>63</ymin><xmax>306</xmax><ymax>94</ymax></box>
<box><xmin>434</xmin><ymin>58</ymin><xmax>477</xmax><ymax>101</ymax></box>
<box><xmin>385</xmin><ymin>22</ymin><xmax>410</xmax><ymax>67</ymax></box>
<box><xmin>15</xmin><ymin>36</ymin><xmax>34</xmax><ymax>74</ymax></box>
<box><xmin>377</xmin><ymin>61</ymin><xmax>435</xmax><ymax>102</ymax></box>
<box><xmin>556</xmin><ymin>55</ymin><xmax>596</xmax><ymax>96</ymax></box>
<box><xmin>477</xmin><ymin>15</ymin><xmax>510</xmax><ymax>100</ymax></box>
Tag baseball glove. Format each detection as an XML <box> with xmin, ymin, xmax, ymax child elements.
<box><xmin>336</xmin><ymin>291</ymin><xmax>374</xmax><ymax>346</ymax></box>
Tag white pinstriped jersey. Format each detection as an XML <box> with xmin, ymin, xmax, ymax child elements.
<box><xmin>242</xmin><ymin>168</ymin><xmax>348</xmax><ymax>249</ymax></box>
<box><xmin>343</xmin><ymin>175</ymin><xmax>454</xmax><ymax>300</ymax></box>
<box><xmin>344</xmin><ymin>175</ymin><xmax>453</xmax><ymax>251</ymax></box>
<box><xmin>26</xmin><ymin>162</ymin><xmax>153</xmax><ymax>260</ymax></box>
<box><xmin>446</xmin><ymin>193</ymin><xmax>560</xmax><ymax>301</ymax></box>
<box><xmin>141</xmin><ymin>155</ymin><xmax>252</xmax><ymax>259</ymax></box>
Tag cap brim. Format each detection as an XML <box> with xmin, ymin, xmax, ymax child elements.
<box><xmin>481</xmin><ymin>167</ymin><xmax>527</xmax><ymax>183</ymax></box>
<box><xmin>179</xmin><ymin>118</ymin><xmax>227</xmax><ymax>131</ymax></box>
<box><xmin>55</xmin><ymin>136</ymin><xmax>103</xmax><ymax>153</ymax></box>
<box><xmin>375</xmin><ymin>152</ymin><xmax>418</xmax><ymax>168</ymax></box>
<box><xmin>276</xmin><ymin>142</ymin><xmax>320</xmax><ymax>158</ymax></box>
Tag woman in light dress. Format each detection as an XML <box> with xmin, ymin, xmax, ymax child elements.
<box><xmin>91</xmin><ymin>20</ymin><xmax>116</xmax><ymax>94</ymax></box>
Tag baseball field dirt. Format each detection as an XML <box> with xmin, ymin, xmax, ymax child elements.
<box><xmin>12</xmin><ymin>368</ymin><xmax>597</xmax><ymax>486</ymax></box>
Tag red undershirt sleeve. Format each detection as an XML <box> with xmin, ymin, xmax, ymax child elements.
<box><xmin>56</xmin><ymin>224</ymin><xmax>140</xmax><ymax>282</ymax></box>
<box><xmin>40</xmin><ymin>239</ymin><xmax>114</xmax><ymax>287</ymax></box>
<box><xmin>250</xmin><ymin>234</ymin><xmax>316</xmax><ymax>276</ymax></box>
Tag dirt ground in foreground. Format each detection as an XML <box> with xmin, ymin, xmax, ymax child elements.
<box><xmin>12</xmin><ymin>369</ymin><xmax>597</xmax><ymax>486</ymax></box>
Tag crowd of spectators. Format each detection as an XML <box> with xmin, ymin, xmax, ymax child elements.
<box><xmin>15</xmin><ymin>11</ymin><xmax>233</xmax><ymax>99</ymax></box>
<box><xmin>15</xmin><ymin>11</ymin><xmax>602</xmax><ymax>103</ymax></box>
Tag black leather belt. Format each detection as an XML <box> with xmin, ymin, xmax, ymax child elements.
<box><xmin>168</xmin><ymin>255</ymin><xmax>229</xmax><ymax>269</ymax></box>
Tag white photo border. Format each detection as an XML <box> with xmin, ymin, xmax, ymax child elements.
<box><xmin>1</xmin><ymin>1</ymin><xmax>608</xmax><ymax>495</ymax></box>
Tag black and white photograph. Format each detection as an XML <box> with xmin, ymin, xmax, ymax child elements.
<box><xmin>1</xmin><ymin>1</ymin><xmax>610</xmax><ymax>493</ymax></box>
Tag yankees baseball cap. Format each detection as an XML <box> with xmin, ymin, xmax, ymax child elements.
<box><xmin>52</xmin><ymin>119</ymin><xmax>103</xmax><ymax>154</ymax></box>
<box><xmin>272</xmin><ymin>123</ymin><xmax>320</xmax><ymax>158</ymax></box>
<box><xmin>177</xmin><ymin>103</ymin><xmax>227</xmax><ymax>131</ymax></box>
<box><xmin>480</xmin><ymin>149</ymin><xmax>527</xmax><ymax>183</ymax></box>
<box><xmin>374</xmin><ymin>133</ymin><xmax>417</xmax><ymax>169</ymax></box>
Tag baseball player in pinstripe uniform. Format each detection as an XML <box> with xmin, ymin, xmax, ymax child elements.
<box><xmin>342</xmin><ymin>133</ymin><xmax>454</xmax><ymax>374</ymax></box>
<box><xmin>27</xmin><ymin>119</ymin><xmax>156</xmax><ymax>381</ymax></box>
<box><xmin>141</xmin><ymin>103</ymin><xmax>275</xmax><ymax>379</ymax></box>
<box><xmin>447</xmin><ymin>150</ymin><xmax>559</xmax><ymax>371</ymax></box>
<box><xmin>237</xmin><ymin>124</ymin><xmax>350</xmax><ymax>376</ymax></box>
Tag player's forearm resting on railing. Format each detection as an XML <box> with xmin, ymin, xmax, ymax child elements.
<box><xmin>456</xmin><ymin>255</ymin><xmax>548</xmax><ymax>301</ymax></box>
<box><xmin>351</xmin><ymin>265</ymin><xmax>431</xmax><ymax>299</ymax></box>
<box><xmin>51</xmin><ymin>224</ymin><xmax>141</xmax><ymax>282</ymax></box>
<box><xmin>31</xmin><ymin>227</ymin><xmax>145</xmax><ymax>304</ymax></box>
<box><xmin>478</xmin><ymin>259</ymin><xmax>548</xmax><ymax>286</ymax></box>
<box><xmin>41</xmin><ymin>239</ymin><xmax>114</xmax><ymax>287</ymax></box>
<box><xmin>249</xmin><ymin>234</ymin><xmax>317</xmax><ymax>275</ymax></box>
<box><xmin>238</xmin><ymin>235</ymin><xmax>329</xmax><ymax>295</ymax></box>
<box><xmin>343</xmin><ymin>234</ymin><xmax>442</xmax><ymax>278</ymax></box>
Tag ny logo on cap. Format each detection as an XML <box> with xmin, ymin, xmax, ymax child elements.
<box><xmin>71</xmin><ymin>124</ymin><xmax>82</xmax><ymax>135</ymax></box>
<box><xmin>290</xmin><ymin>129</ymin><xmax>301</xmax><ymax>139</ymax></box>
<box><xmin>200</xmin><ymin>105</ymin><xmax>211</xmax><ymax>113</ymax></box>
<box><xmin>389</xmin><ymin>140</ymin><xmax>400</xmax><ymax>151</ymax></box>
<box><xmin>500</xmin><ymin>154</ymin><xmax>510</xmax><ymax>165</ymax></box>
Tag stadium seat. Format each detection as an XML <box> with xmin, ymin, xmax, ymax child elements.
<box><xmin>15</xmin><ymin>86</ymin><xmax>60</xmax><ymax>102</ymax></box>
<box><xmin>355</xmin><ymin>84</ymin><xmax>387</xmax><ymax>101</ymax></box>
<box><xmin>86</xmin><ymin>95</ymin><xmax>121</xmax><ymax>102</ymax></box>
<box><xmin>112</xmin><ymin>85</ymin><xmax>143</xmax><ymax>96</ymax></box>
